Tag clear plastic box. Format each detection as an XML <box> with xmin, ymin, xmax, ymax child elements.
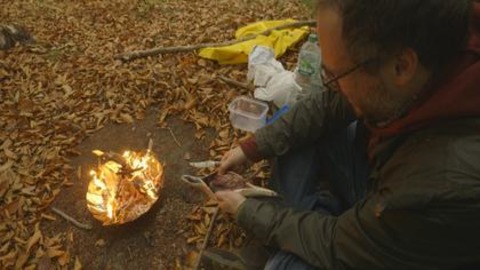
<box><xmin>228</xmin><ymin>96</ymin><xmax>269</xmax><ymax>133</ymax></box>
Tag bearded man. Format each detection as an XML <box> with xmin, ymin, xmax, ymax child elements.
<box><xmin>215</xmin><ymin>0</ymin><xmax>480</xmax><ymax>269</ymax></box>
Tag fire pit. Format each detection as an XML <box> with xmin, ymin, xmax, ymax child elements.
<box><xmin>86</xmin><ymin>142</ymin><xmax>164</xmax><ymax>225</ymax></box>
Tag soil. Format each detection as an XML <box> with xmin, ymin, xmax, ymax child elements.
<box><xmin>42</xmin><ymin>109</ymin><xmax>214</xmax><ymax>269</ymax></box>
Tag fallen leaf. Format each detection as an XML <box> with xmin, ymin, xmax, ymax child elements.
<box><xmin>119</xmin><ymin>113</ymin><xmax>134</xmax><ymax>124</ymax></box>
<box><xmin>57</xmin><ymin>251</ymin><xmax>70</xmax><ymax>266</ymax></box>
<box><xmin>186</xmin><ymin>236</ymin><xmax>201</xmax><ymax>244</ymax></box>
<box><xmin>74</xmin><ymin>256</ymin><xmax>82</xmax><ymax>270</ymax></box>
<box><xmin>92</xmin><ymin>150</ymin><xmax>105</xmax><ymax>156</ymax></box>
<box><xmin>47</xmin><ymin>246</ymin><xmax>64</xmax><ymax>258</ymax></box>
<box><xmin>0</xmin><ymin>159</ymin><xmax>13</xmax><ymax>172</ymax></box>
<box><xmin>26</xmin><ymin>225</ymin><xmax>42</xmax><ymax>253</ymax></box>
<box><xmin>15</xmin><ymin>252</ymin><xmax>29</xmax><ymax>269</ymax></box>
<box><xmin>184</xmin><ymin>251</ymin><xmax>198</xmax><ymax>268</ymax></box>
<box><xmin>0</xmin><ymin>250</ymin><xmax>17</xmax><ymax>267</ymax></box>
<box><xmin>95</xmin><ymin>239</ymin><xmax>106</xmax><ymax>247</ymax></box>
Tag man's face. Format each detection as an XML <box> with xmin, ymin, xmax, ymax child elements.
<box><xmin>316</xmin><ymin>8</ymin><xmax>422</xmax><ymax>124</ymax></box>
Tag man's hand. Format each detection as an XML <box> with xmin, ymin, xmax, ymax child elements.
<box><xmin>218</xmin><ymin>147</ymin><xmax>249</xmax><ymax>175</ymax></box>
<box><xmin>216</xmin><ymin>190</ymin><xmax>247</xmax><ymax>215</ymax></box>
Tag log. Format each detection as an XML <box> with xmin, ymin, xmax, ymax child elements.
<box><xmin>114</xmin><ymin>20</ymin><xmax>316</xmax><ymax>62</ymax></box>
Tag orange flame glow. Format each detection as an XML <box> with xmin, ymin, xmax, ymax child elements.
<box><xmin>86</xmin><ymin>149</ymin><xmax>163</xmax><ymax>225</ymax></box>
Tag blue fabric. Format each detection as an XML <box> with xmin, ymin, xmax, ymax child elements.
<box><xmin>265</xmin><ymin>250</ymin><xmax>318</xmax><ymax>270</ymax></box>
<box><xmin>265</xmin><ymin>121</ymin><xmax>371</xmax><ymax>270</ymax></box>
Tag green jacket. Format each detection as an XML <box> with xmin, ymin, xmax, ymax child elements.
<box><xmin>236</xmin><ymin>90</ymin><xmax>480</xmax><ymax>269</ymax></box>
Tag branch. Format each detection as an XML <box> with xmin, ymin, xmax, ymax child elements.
<box><xmin>219</xmin><ymin>76</ymin><xmax>254</xmax><ymax>91</ymax></box>
<box><xmin>194</xmin><ymin>207</ymin><xmax>220</xmax><ymax>270</ymax></box>
<box><xmin>114</xmin><ymin>20</ymin><xmax>317</xmax><ymax>62</ymax></box>
<box><xmin>51</xmin><ymin>207</ymin><xmax>93</xmax><ymax>230</ymax></box>
<box><xmin>161</xmin><ymin>127</ymin><xmax>182</xmax><ymax>147</ymax></box>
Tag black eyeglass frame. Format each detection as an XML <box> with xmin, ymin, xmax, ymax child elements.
<box><xmin>321</xmin><ymin>59</ymin><xmax>376</xmax><ymax>91</ymax></box>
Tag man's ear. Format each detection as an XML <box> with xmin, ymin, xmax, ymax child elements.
<box><xmin>392</xmin><ymin>48</ymin><xmax>419</xmax><ymax>86</ymax></box>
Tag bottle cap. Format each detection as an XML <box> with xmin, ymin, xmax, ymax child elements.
<box><xmin>308</xmin><ymin>33</ymin><xmax>318</xmax><ymax>43</ymax></box>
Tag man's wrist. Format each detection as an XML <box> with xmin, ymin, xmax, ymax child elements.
<box><xmin>239</xmin><ymin>137</ymin><xmax>264</xmax><ymax>162</ymax></box>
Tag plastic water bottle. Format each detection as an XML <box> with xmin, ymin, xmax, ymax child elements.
<box><xmin>295</xmin><ymin>33</ymin><xmax>322</xmax><ymax>96</ymax></box>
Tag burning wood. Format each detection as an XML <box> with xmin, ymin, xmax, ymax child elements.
<box><xmin>86</xmin><ymin>146</ymin><xmax>163</xmax><ymax>225</ymax></box>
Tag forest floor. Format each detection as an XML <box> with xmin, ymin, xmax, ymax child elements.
<box><xmin>0</xmin><ymin>0</ymin><xmax>310</xmax><ymax>268</ymax></box>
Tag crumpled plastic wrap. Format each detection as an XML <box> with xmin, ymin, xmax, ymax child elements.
<box><xmin>248</xmin><ymin>46</ymin><xmax>302</xmax><ymax>107</ymax></box>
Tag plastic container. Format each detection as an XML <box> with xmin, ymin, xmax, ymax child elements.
<box><xmin>228</xmin><ymin>96</ymin><xmax>269</xmax><ymax>133</ymax></box>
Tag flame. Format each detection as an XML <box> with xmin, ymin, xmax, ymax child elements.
<box><xmin>87</xmin><ymin>148</ymin><xmax>163</xmax><ymax>225</ymax></box>
<box><xmin>90</xmin><ymin>170</ymin><xmax>106</xmax><ymax>190</ymax></box>
<box><xmin>142</xmin><ymin>179</ymin><xmax>158</xmax><ymax>200</ymax></box>
<box><xmin>89</xmin><ymin>170</ymin><xmax>116</xmax><ymax>219</ymax></box>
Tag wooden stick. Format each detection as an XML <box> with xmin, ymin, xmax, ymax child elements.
<box><xmin>219</xmin><ymin>76</ymin><xmax>254</xmax><ymax>91</ymax></box>
<box><xmin>194</xmin><ymin>207</ymin><xmax>220</xmax><ymax>270</ymax></box>
<box><xmin>51</xmin><ymin>207</ymin><xmax>93</xmax><ymax>230</ymax></box>
<box><xmin>147</xmin><ymin>138</ymin><xmax>153</xmax><ymax>152</ymax></box>
<box><xmin>162</xmin><ymin>127</ymin><xmax>182</xmax><ymax>147</ymax></box>
<box><xmin>114</xmin><ymin>20</ymin><xmax>316</xmax><ymax>62</ymax></box>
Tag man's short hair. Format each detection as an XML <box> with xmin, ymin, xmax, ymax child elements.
<box><xmin>317</xmin><ymin>0</ymin><xmax>473</xmax><ymax>72</ymax></box>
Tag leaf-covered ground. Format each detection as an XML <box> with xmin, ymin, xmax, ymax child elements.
<box><xmin>0</xmin><ymin>0</ymin><xmax>310</xmax><ymax>268</ymax></box>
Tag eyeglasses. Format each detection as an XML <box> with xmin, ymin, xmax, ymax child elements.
<box><xmin>321</xmin><ymin>59</ymin><xmax>375</xmax><ymax>91</ymax></box>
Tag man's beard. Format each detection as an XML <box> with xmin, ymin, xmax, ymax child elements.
<box><xmin>362</xmin><ymin>80</ymin><xmax>415</xmax><ymax>127</ymax></box>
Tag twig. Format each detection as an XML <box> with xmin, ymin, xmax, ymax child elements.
<box><xmin>114</xmin><ymin>20</ymin><xmax>317</xmax><ymax>62</ymax></box>
<box><xmin>127</xmin><ymin>246</ymin><xmax>133</xmax><ymax>261</ymax></box>
<box><xmin>147</xmin><ymin>138</ymin><xmax>153</xmax><ymax>152</ymax></box>
<box><xmin>219</xmin><ymin>76</ymin><xmax>254</xmax><ymax>91</ymax></box>
<box><xmin>162</xmin><ymin>127</ymin><xmax>182</xmax><ymax>147</ymax></box>
<box><xmin>194</xmin><ymin>207</ymin><xmax>220</xmax><ymax>270</ymax></box>
<box><xmin>51</xmin><ymin>207</ymin><xmax>93</xmax><ymax>230</ymax></box>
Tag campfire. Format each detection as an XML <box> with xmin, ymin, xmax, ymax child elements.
<box><xmin>86</xmin><ymin>141</ymin><xmax>164</xmax><ymax>225</ymax></box>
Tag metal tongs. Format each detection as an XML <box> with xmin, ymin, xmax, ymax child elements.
<box><xmin>181</xmin><ymin>172</ymin><xmax>278</xmax><ymax>200</ymax></box>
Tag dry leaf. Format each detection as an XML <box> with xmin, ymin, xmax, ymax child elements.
<box><xmin>67</xmin><ymin>232</ymin><xmax>74</xmax><ymax>243</ymax></box>
<box><xmin>186</xmin><ymin>236</ymin><xmax>201</xmax><ymax>244</ymax></box>
<box><xmin>0</xmin><ymin>160</ymin><xmax>13</xmax><ymax>172</ymax></box>
<box><xmin>184</xmin><ymin>251</ymin><xmax>198</xmax><ymax>268</ymax></box>
<box><xmin>119</xmin><ymin>113</ymin><xmax>134</xmax><ymax>124</ymax></box>
<box><xmin>24</xmin><ymin>264</ymin><xmax>36</xmax><ymax>270</ymax></box>
<box><xmin>4</xmin><ymin>148</ymin><xmax>18</xmax><ymax>159</ymax></box>
<box><xmin>0</xmin><ymin>250</ymin><xmax>17</xmax><ymax>267</ymax></box>
<box><xmin>26</xmin><ymin>225</ymin><xmax>42</xmax><ymax>253</ymax></box>
<box><xmin>47</xmin><ymin>246</ymin><xmax>65</xmax><ymax>258</ymax></box>
<box><xmin>92</xmin><ymin>150</ymin><xmax>105</xmax><ymax>156</ymax></box>
<box><xmin>15</xmin><ymin>252</ymin><xmax>29</xmax><ymax>269</ymax></box>
<box><xmin>95</xmin><ymin>239</ymin><xmax>106</xmax><ymax>247</ymax></box>
<box><xmin>74</xmin><ymin>256</ymin><xmax>82</xmax><ymax>270</ymax></box>
<box><xmin>57</xmin><ymin>251</ymin><xmax>70</xmax><ymax>266</ymax></box>
<box><xmin>77</xmin><ymin>166</ymin><xmax>82</xmax><ymax>180</ymax></box>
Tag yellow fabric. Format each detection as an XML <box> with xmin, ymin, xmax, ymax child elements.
<box><xmin>198</xmin><ymin>19</ymin><xmax>309</xmax><ymax>65</ymax></box>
